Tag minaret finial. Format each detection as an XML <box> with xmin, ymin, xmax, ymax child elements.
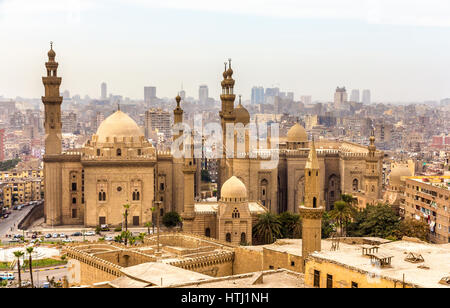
<box><xmin>228</xmin><ymin>58</ymin><xmax>232</xmax><ymax>68</ymax></box>
<box><xmin>239</xmin><ymin>94</ymin><xmax>242</xmax><ymax>105</ymax></box>
<box><xmin>50</xmin><ymin>41</ymin><xmax>53</xmax><ymax>49</ymax></box>
<box><xmin>118</xmin><ymin>103</ymin><xmax>120</xmax><ymax>111</ymax></box>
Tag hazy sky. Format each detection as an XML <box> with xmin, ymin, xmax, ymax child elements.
<box><xmin>1</xmin><ymin>0</ymin><xmax>450</xmax><ymax>102</ymax></box>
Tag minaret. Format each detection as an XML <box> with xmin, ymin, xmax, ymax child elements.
<box><xmin>299</xmin><ymin>138</ymin><xmax>324</xmax><ymax>260</ymax></box>
<box><xmin>42</xmin><ymin>42</ymin><xmax>63</xmax><ymax>155</ymax></box>
<box><xmin>173</xmin><ymin>94</ymin><xmax>184</xmax><ymax>141</ymax></box>
<box><xmin>181</xmin><ymin>132</ymin><xmax>197</xmax><ymax>233</ymax></box>
<box><xmin>42</xmin><ymin>43</ymin><xmax>63</xmax><ymax>227</ymax></box>
<box><xmin>364</xmin><ymin>129</ymin><xmax>380</xmax><ymax>199</ymax></box>
<box><xmin>219</xmin><ymin>59</ymin><xmax>236</xmax><ymax>197</ymax></box>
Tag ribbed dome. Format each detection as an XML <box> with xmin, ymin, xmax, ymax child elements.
<box><xmin>234</xmin><ymin>103</ymin><xmax>250</xmax><ymax>125</ymax></box>
<box><xmin>221</xmin><ymin>176</ymin><xmax>247</xmax><ymax>201</ymax></box>
<box><xmin>287</xmin><ymin>123</ymin><xmax>307</xmax><ymax>143</ymax></box>
<box><xmin>389</xmin><ymin>165</ymin><xmax>413</xmax><ymax>186</ymax></box>
<box><xmin>95</xmin><ymin>110</ymin><xmax>143</xmax><ymax>143</ymax></box>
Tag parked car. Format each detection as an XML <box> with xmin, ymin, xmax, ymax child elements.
<box><xmin>0</xmin><ymin>272</ymin><xmax>14</xmax><ymax>281</ymax></box>
<box><xmin>17</xmin><ymin>206</ymin><xmax>23</xmax><ymax>211</ymax></box>
<box><xmin>3</xmin><ymin>214</ymin><xmax>9</xmax><ymax>219</ymax></box>
<box><xmin>12</xmin><ymin>206</ymin><xmax>18</xmax><ymax>210</ymax></box>
<box><xmin>71</xmin><ymin>232</ymin><xmax>82</xmax><ymax>237</ymax></box>
<box><xmin>62</xmin><ymin>238</ymin><xmax>73</xmax><ymax>243</ymax></box>
<box><xmin>31</xmin><ymin>234</ymin><xmax>37</xmax><ymax>239</ymax></box>
<box><xmin>30</xmin><ymin>238</ymin><xmax>42</xmax><ymax>244</ymax></box>
<box><xmin>59</xmin><ymin>233</ymin><xmax>66</xmax><ymax>238</ymax></box>
<box><xmin>104</xmin><ymin>236</ymin><xmax>114</xmax><ymax>241</ymax></box>
<box><xmin>9</xmin><ymin>238</ymin><xmax>21</xmax><ymax>243</ymax></box>
<box><xmin>100</xmin><ymin>224</ymin><xmax>110</xmax><ymax>231</ymax></box>
<box><xmin>45</xmin><ymin>233</ymin><xmax>52</xmax><ymax>238</ymax></box>
<box><xmin>52</xmin><ymin>233</ymin><xmax>59</xmax><ymax>238</ymax></box>
<box><xmin>84</xmin><ymin>231</ymin><xmax>96</xmax><ymax>236</ymax></box>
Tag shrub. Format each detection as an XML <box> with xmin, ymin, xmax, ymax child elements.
<box><xmin>162</xmin><ymin>212</ymin><xmax>182</xmax><ymax>228</ymax></box>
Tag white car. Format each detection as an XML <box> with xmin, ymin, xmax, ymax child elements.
<box><xmin>104</xmin><ymin>236</ymin><xmax>114</xmax><ymax>241</ymax></box>
<box><xmin>83</xmin><ymin>231</ymin><xmax>96</xmax><ymax>236</ymax></box>
<box><xmin>62</xmin><ymin>238</ymin><xmax>73</xmax><ymax>243</ymax></box>
<box><xmin>52</xmin><ymin>233</ymin><xmax>59</xmax><ymax>238</ymax></box>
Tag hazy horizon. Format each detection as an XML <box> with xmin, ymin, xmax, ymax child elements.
<box><xmin>1</xmin><ymin>0</ymin><xmax>450</xmax><ymax>103</ymax></box>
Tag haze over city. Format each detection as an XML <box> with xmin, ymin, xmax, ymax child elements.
<box><xmin>1</xmin><ymin>0</ymin><xmax>450</xmax><ymax>102</ymax></box>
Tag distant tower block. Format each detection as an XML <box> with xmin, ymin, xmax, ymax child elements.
<box><xmin>299</xmin><ymin>138</ymin><xmax>324</xmax><ymax>259</ymax></box>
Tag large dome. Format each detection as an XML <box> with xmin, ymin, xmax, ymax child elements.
<box><xmin>221</xmin><ymin>176</ymin><xmax>247</xmax><ymax>202</ymax></box>
<box><xmin>287</xmin><ymin>123</ymin><xmax>307</xmax><ymax>143</ymax></box>
<box><xmin>95</xmin><ymin>110</ymin><xmax>143</xmax><ymax>143</ymax></box>
<box><xmin>389</xmin><ymin>165</ymin><xmax>413</xmax><ymax>186</ymax></box>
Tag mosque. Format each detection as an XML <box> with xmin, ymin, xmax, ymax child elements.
<box><xmin>42</xmin><ymin>45</ymin><xmax>383</xmax><ymax>244</ymax></box>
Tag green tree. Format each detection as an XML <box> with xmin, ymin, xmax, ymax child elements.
<box><xmin>138</xmin><ymin>233</ymin><xmax>146</xmax><ymax>244</ymax></box>
<box><xmin>347</xmin><ymin>204</ymin><xmax>400</xmax><ymax>239</ymax></box>
<box><xmin>278</xmin><ymin>212</ymin><xmax>302</xmax><ymax>239</ymax></box>
<box><xmin>396</xmin><ymin>218</ymin><xmax>429</xmax><ymax>242</ymax></box>
<box><xmin>162</xmin><ymin>212</ymin><xmax>182</xmax><ymax>229</ymax></box>
<box><xmin>26</xmin><ymin>246</ymin><xmax>34</xmax><ymax>288</ymax></box>
<box><xmin>13</xmin><ymin>250</ymin><xmax>24</xmax><ymax>288</ymax></box>
<box><xmin>144</xmin><ymin>222</ymin><xmax>152</xmax><ymax>235</ymax></box>
<box><xmin>329</xmin><ymin>200</ymin><xmax>353</xmax><ymax>236</ymax></box>
<box><xmin>252</xmin><ymin>212</ymin><xmax>283</xmax><ymax>244</ymax></box>
<box><xmin>201</xmin><ymin>169</ymin><xmax>212</xmax><ymax>182</ymax></box>
<box><xmin>321</xmin><ymin>212</ymin><xmax>335</xmax><ymax>239</ymax></box>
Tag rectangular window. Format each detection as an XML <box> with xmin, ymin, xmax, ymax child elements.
<box><xmin>72</xmin><ymin>197</ymin><xmax>77</xmax><ymax>204</ymax></box>
<box><xmin>351</xmin><ymin>281</ymin><xmax>358</xmax><ymax>288</ymax></box>
<box><xmin>133</xmin><ymin>216</ymin><xmax>140</xmax><ymax>226</ymax></box>
<box><xmin>71</xmin><ymin>209</ymin><xmax>77</xmax><ymax>218</ymax></box>
<box><xmin>160</xmin><ymin>183</ymin><xmax>165</xmax><ymax>191</ymax></box>
<box><xmin>71</xmin><ymin>183</ymin><xmax>77</xmax><ymax>191</ymax></box>
<box><xmin>326</xmin><ymin>274</ymin><xmax>333</xmax><ymax>288</ymax></box>
<box><xmin>99</xmin><ymin>216</ymin><xmax>106</xmax><ymax>225</ymax></box>
<box><xmin>313</xmin><ymin>270</ymin><xmax>320</xmax><ymax>288</ymax></box>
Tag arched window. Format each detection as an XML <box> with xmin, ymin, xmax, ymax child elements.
<box><xmin>353</xmin><ymin>179</ymin><xmax>359</xmax><ymax>192</ymax></box>
<box><xmin>371</xmin><ymin>185</ymin><xmax>375</xmax><ymax>192</ymax></box>
<box><xmin>136</xmin><ymin>191</ymin><xmax>140</xmax><ymax>201</ymax></box>
<box><xmin>226</xmin><ymin>233</ymin><xmax>232</xmax><ymax>243</ymax></box>
<box><xmin>116</xmin><ymin>148</ymin><xmax>122</xmax><ymax>156</ymax></box>
<box><xmin>132</xmin><ymin>192</ymin><xmax>136</xmax><ymax>201</ymax></box>
<box><xmin>313</xmin><ymin>197</ymin><xmax>317</xmax><ymax>208</ymax></box>
<box><xmin>102</xmin><ymin>191</ymin><xmax>106</xmax><ymax>201</ymax></box>
<box><xmin>98</xmin><ymin>192</ymin><xmax>102</xmax><ymax>201</ymax></box>
<box><xmin>240</xmin><ymin>233</ymin><xmax>246</xmax><ymax>244</ymax></box>
<box><xmin>97</xmin><ymin>149</ymin><xmax>100</xmax><ymax>156</ymax></box>
<box><xmin>232</xmin><ymin>208</ymin><xmax>240</xmax><ymax>219</ymax></box>
<box><xmin>205</xmin><ymin>228</ymin><xmax>211</xmax><ymax>238</ymax></box>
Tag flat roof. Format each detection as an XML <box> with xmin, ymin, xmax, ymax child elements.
<box><xmin>310</xmin><ymin>240</ymin><xmax>450</xmax><ymax>288</ymax></box>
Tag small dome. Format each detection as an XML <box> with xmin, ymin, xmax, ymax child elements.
<box><xmin>221</xmin><ymin>176</ymin><xmax>247</xmax><ymax>201</ymax></box>
<box><xmin>48</xmin><ymin>48</ymin><xmax>56</xmax><ymax>59</ymax></box>
<box><xmin>389</xmin><ymin>165</ymin><xmax>413</xmax><ymax>186</ymax></box>
<box><xmin>234</xmin><ymin>103</ymin><xmax>250</xmax><ymax>125</ymax></box>
<box><xmin>287</xmin><ymin>123</ymin><xmax>307</xmax><ymax>143</ymax></box>
<box><xmin>95</xmin><ymin>110</ymin><xmax>143</xmax><ymax>143</ymax></box>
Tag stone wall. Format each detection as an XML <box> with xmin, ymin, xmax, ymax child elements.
<box><xmin>18</xmin><ymin>202</ymin><xmax>44</xmax><ymax>230</ymax></box>
<box><xmin>233</xmin><ymin>247</ymin><xmax>263</xmax><ymax>274</ymax></box>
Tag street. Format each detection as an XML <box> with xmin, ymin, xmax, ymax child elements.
<box><xmin>0</xmin><ymin>205</ymin><xmax>34</xmax><ymax>239</ymax></box>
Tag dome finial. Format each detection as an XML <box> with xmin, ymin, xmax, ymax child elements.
<box><xmin>239</xmin><ymin>94</ymin><xmax>242</xmax><ymax>105</ymax></box>
<box><xmin>50</xmin><ymin>41</ymin><xmax>53</xmax><ymax>49</ymax></box>
<box><xmin>117</xmin><ymin>103</ymin><xmax>120</xmax><ymax>111</ymax></box>
<box><xmin>176</xmin><ymin>93</ymin><xmax>181</xmax><ymax>106</ymax></box>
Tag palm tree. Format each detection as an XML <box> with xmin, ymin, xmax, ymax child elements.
<box><xmin>329</xmin><ymin>200</ymin><xmax>353</xmax><ymax>236</ymax></box>
<box><xmin>128</xmin><ymin>236</ymin><xmax>137</xmax><ymax>246</ymax></box>
<box><xmin>26</xmin><ymin>246</ymin><xmax>34</xmax><ymax>288</ymax></box>
<box><xmin>13</xmin><ymin>250</ymin><xmax>24</xmax><ymax>288</ymax></box>
<box><xmin>138</xmin><ymin>233</ymin><xmax>146</xmax><ymax>244</ymax></box>
<box><xmin>122</xmin><ymin>203</ymin><xmax>130</xmax><ymax>246</ymax></box>
<box><xmin>144</xmin><ymin>222</ymin><xmax>152</xmax><ymax>235</ymax></box>
<box><xmin>252</xmin><ymin>212</ymin><xmax>283</xmax><ymax>244</ymax></box>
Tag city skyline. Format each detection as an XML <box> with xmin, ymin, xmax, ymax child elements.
<box><xmin>1</xmin><ymin>0</ymin><xmax>450</xmax><ymax>102</ymax></box>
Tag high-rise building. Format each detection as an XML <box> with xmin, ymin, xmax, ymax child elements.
<box><xmin>362</xmin><ymin>89</ymin><xmax>371</xmax><ymax>104</ymax></box>
<box><xmin>199</xmin><ymin>85</ymin><xmax>209</xmax><ymax>104</ymax></box>
<box><xmin>145</xmin><ymin>108</ymin><xmax>171</xmax><ymax>141</ymax></box>
<box><xmin>251</xmin><ymin>86</ymin><xmax>264</xmax><ymax>104</ymax></box>
<box><xmin>287</xmin><ymin>92</ymin><xmax>294</xmax><ymax>101</ymax></box>
<box><xmin>144</xmin><ymin>86</ymin><xmax>157</xmax><ymax>104</ymax></box>
<box><xmin>301</xmin><ymin>96</ymin><xmax>312</xmax><ymax>105</ymax></box>
<box><xmin>334</xmin><ymin>87</ymin><xmax>347</xmax><ymax>109</ymax></box>
<box><xmin>350</xmin><ymin>89</ymin><xmax>360</xmax><ymax>102</ymax></box>
<box><xmin>0</xmin><ymin>129</ymin><xmax>4</xmax><ymax>162</ymax></box>
<box><xmin>101</xmin><ymin>82</ymin><xmax>107</xmax><ymax>100</ymax></box>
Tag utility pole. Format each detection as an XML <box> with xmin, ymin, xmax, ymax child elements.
<box><xmin>154</xmin><ymin>201</ymin><xmax>162</xmax><ymax>253</ymax></box>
